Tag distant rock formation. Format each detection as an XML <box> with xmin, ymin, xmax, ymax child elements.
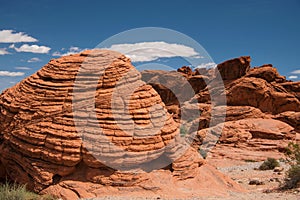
<box><xmin>142</xmin><ymin>56</ymin><xmax>300</xmax><ymax>163</ymax></box>
<box><xmin>0</xmin><ymin>50</ymin><xmax>243</xmax><ymax>199</ymax></box>
<box><xmin>216</xmin><ymin>56</ymin><xmax>251</xmax><ymax>80</ymax></box>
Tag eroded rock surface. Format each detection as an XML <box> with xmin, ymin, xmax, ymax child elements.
<box><xmin>142</xmin><ymin>56</ymin><xmax>300</xmax><ymax>162</ymax></box>
<box><xmin>0</xmin><ymin>50</ymin><xmax>244</xmax><ymax>199</ymax></box>
<box><xmin>199</xmin><ymin>119</ymin><xmax>296</xmax><ymax>161</ymax></box>
<box><xmin>1</xmin><ymin>51</ymin><xmax>300</xmax><ymax>198</ymax></box>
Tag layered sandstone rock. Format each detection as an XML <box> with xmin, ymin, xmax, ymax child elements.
<box><xmin>216</xmin><ymin>56</ymin><xmax>251</xmax><ymax>80</ymax></box>
<box><xmin>198</xmin><ymin>119</ymin><xmax>296</xmax><ymax>161</ymax></box>
<box><xmin>0</xmin><ymin>50</ymin><xmax>243</xmax><ymax>199</ymax></box>
<box><xmin>141</xmin><ymin>68</ymin><xmax>209</xmax><ymax>122</ymax></box>
<box><xmin>1</xmin><ymin>50</ymin><xmax>299</xmax><ymax>198</ymax></box>
<box><xmin>274</xmin><ymin>111</ymin><xmax>300</xmax><ymax>132</ymax></box>
<box><xmin>226</xmin><ymin>77</ymin><xmax>300</xmax><ymax>114</ymax></box>
<box><xmin>0</xmin><ymin>50</ymin><xmax>183</xmax><ymax>188</ymax></box>
<box><xmin>245</xmin><ymin>64</ymin><xmax>285</xmax><ymax>83</ymax></box>
<box><xmin>142</xmin><ymin>56</ymin><xmax>300</xmax><ymax>162</ymax></box>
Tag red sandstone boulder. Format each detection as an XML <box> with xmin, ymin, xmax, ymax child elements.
<box><xmin>2</xmin><ymin>51</ymin><xmax>299</xmax><ymax>198</ymax></box>
<box><xmin>143</xmin><ymin>56</ymin><xmax>300</xmax><ymax>166</ymax></box>
<box><xmin>279</xmin><ymin>81</ymin><xmax>300</xmax><ymax>98</ymax></box>
<box><xmin>198</xmin><ymin>119</ymin><xmax>296</xmax><ymax>161</ymax></box>
<box><xmin>274</xmin><ymin>111</ymin><xmax>300</xmax><ymax>131</ymax></box>
<box><xmin>177</xmin><ymin>66</ymin><xmax>193</xmax><ymax>76</ymax></box>
<box><xmin>245</xmin><ymin>64</ymin><xmax>286</xmax><ymax>83</ymax></box>
<box><xmin>163</xmin><ymin>57</ymin><xmax>299</xmax><ymax>166</ymax></box>
<box><xmin>0</xmin><ymin>50</ymin><xmax>196</xmax><ymax>192</ymax></box>
<box><xmin>226</xmin><ymin>77</ymin><xmax>300</xmax><ymax>114</ymax></box>
<box><xmin>0</xmin><ymin>50</ymin><xmax>244</xmax><ymax>199</ymax></box>
<box><xmin>216</xmin><ymin>56</ymin><xmax>251</xmax><ymax>80</ymax></box>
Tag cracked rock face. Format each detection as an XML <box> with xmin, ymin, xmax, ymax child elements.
<box><xmin>144</xmin><ymin>56</ymin><xmax>300</xmax><ymax>163</ymax></box>
<box><xmin>0</xmin><ymin>50</ymin><xmax>203</xmax><ymax>194</ymax></box>
<box><xmin>4</xmin><ymin>51</ymin><xmax>298</xmax><ymax>199</ymax></box>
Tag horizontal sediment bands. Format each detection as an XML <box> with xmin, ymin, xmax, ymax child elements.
<box><xmin>0</xmin><ymin>50</ymin><xmax>197</xmax><ymax>191</ymax></box>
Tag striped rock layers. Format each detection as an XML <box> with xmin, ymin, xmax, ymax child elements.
<box><xmin>0</xmin><ymin>50</ymin><xmax>202</xmax><ymax>193</ymax></box>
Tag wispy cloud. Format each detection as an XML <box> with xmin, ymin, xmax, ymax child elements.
<box><xmin>52</xmin><ymin>51</ymin><xmax>61</xmax><ymax>56</ymax></box>
<box><xmin>27</xmin><ymin>57</ymin><xmax>42</xmax><ymax>62</ymax></box>
<box><xmin>52</xmin><ymin>46</ymin><xmax>83</xmax><ymax>57</ymax></box>
<box><xmin>0</xmin><ymin>70</ymin><xmax>24</xmax><ymax>77</ymax></box>
<box><xmin>288</xmin><ymin>75</ymin><xmax>298</xmax><ymax>79</ymax></box>
<box><xmin>197</xmin><ymin>62</ymin><xmax>216</xmax><ymax>68</ymax></box>
<box><xmin>69</xmin><ymin>46</ymin><xmax>80</xmax><ymax>51</ymax></box>
<box><xmin>0</xmin><ymin>30</ymin><xmax>38</xmax><ymax>43</ymax></box>
<box><xmin>0</xmin><ymin>48</ymin><xmax>10</xmax><ymax>55</ymax></box>
<box><xmin>9</xmin><ymin>44</ymin><xmax>50</xmax><ymax>54</ymax></box>
<box><xmin>107</xmin><ymin>41</ymin><xmax>202</xmax><ymax>62</ymax></box>
<box><xmin>291</xmin><ymin>69</ymin><xmax>300</xmax><ymax>74</ymax></box>
<box><xmin>15</xmin><ymin>66</ymin><xmax>31</xmax><ymax>70</ymax></box>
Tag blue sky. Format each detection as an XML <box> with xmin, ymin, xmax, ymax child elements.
<box><xmin>0</xmin><ymin>0</ymin><xmax>300</xmax><ymax>91</ymax></box>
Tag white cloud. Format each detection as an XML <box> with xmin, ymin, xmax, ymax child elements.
<box><xmin>288</xmin><ymin>75</ymin><xmax>298</xmax><ymax>79</ymax></box>
<box><xmin>0</xmin><ymin>71</ymin><xmax>24</xmax><ymax>77</ymax></box>
<box><xmin>9</xmin><ymin>44</ymin><xmax>50</xmax><ymax>54</ymax></box>
<box><xmin>291</xmin><ymin>70</ymin><xmax>300</xmax><ymax>74</ymax></box>
<box><xmin>52</xmin><ymin>46</ymin><xmax>83</xmax><ymax>57</ymax></box>
<box><xmin>15</xmin><ymin>66</ymin><xmax>31</xmax><ymax>70</ymax></box>
<box><xmin>0</xmin><ymin>30</ymin><xmax>38</xmax><ymax>43</ymax></box>
<box><xmin>27</xmin><ymin>57</ymin><xmax>42</xmax><ymax>62</ymax></box>
<box><xmin>0</xmin><ymin>48</ymin><xmax>10</xmax><ymax>55</ymax></box>
<box><xmin>197</xmin><ymin>62</ymin><xmax>217</xmax><ymax>68</ymax></box>
<box><xmin>52</xmin><ymin>51</ymin><xmax>62</xmax><ymax>56</ymax></box>
<box><xmin>107</xmin><ymin>41</ymin><xmax>201</xmax><ymax>62</ymax></box>
<box><xmin>69</xmin><ymin>46</ymin><xmax>80</xmax><ymax>51</ymax></box>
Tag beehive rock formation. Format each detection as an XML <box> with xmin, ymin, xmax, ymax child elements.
<box><xmin>0</xmin><ymin>50</ymin><xmax>243</xmax><ymax>199</ymax></box>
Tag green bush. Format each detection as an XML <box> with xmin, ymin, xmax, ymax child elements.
<box><xmin>283</xmin><ymin>142</ymin><xmax>300</xmax><ymax>189</ymax></box>
<box><xmin>0</xmin><ymin>182</ymin><xmax>56</xmax><ymax>200</ymax></box>
<box><xmin>286</xmin><ymin>165</ymin><xmax>300</xmax><ymax>188</ymax></box>
<box><xmin>258</xmin><ymin>157</ymin><xmax>280</xmax><ymax>170</ymax></box>
<box><xmin>285</xmin><ymin>142</ymin><xmax>300</xmax><ymax>165</ymax></box>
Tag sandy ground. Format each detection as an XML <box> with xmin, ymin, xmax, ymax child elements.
<box><xmin>203</xmin><ymin>159</ymin><xmax>300</xmax><ymax>200</ymax></box>
<box><xmin>85</xmin><ymin>159</ymin><xmax>299</xmax><ymax>200</ymax></box>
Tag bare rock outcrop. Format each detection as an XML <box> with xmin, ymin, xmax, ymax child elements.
<box><xmin>226</xmin><ymin>77</ymin><xmax>300</xmax><ymax>114</ymax></box>
<box><xmin>274</xmin><ymin>111</ymin><xmax>300</xmax><ymax>132</ymax></box>
<box><xmin>1</xmin><ymin>50</ymin><xmax>299</xmax><ymax>198</ymax></box>
<box><xmin>0</xmin><ymin>50</ymin><xmax>244</xmax><ymax>199</ymax></box>
<box><xmin>216</xmin><ymin>56</ymin><xmax>251</xmax><ymax>80</ymax></box>
<box><xmin>200</xmin><ymin>119</ymin><xmax>296</xmax><ymax>161</ymax></box>
<box><xmin>0</xmin><ymin>50</ymin><xmax>187</xmax><ymax>191</ymax></box>
<box><xmin>245</xmin><ymin>64</ymin><xmax>286</xmax><ymax>83</ymax></box>
<box><xmin>142</xmin><ymin>56</ymin><xmax>300</xmax><ymax>163</ymax></box>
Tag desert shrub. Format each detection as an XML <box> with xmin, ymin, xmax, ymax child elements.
<box><xmin>0</xmin><ymin>182</ymin><xmax>36</xmax><ymax>200</ymax></box>
<box><xmin>285</xmin><ymin>165</ymin><xmax>300</xmax><ymax>188</ymax></box>
<box><xmin>285</xmin><ymin>142</ymin><xmax>300</xmax><ymax>165</ymax></box>
<box><xmin>0</xmin><ymin>182</ymin><xmax>56</xmax><ymax>200</ymax></box>
<box><xmin>282</xmin><ymin>142</ymin><xmax>300</xmax><ymax>189</ymax></box>
<box><xmin>258</xmin><ymin>157</ymin><xmax>280</xmax><ymax>170</ymax></box>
